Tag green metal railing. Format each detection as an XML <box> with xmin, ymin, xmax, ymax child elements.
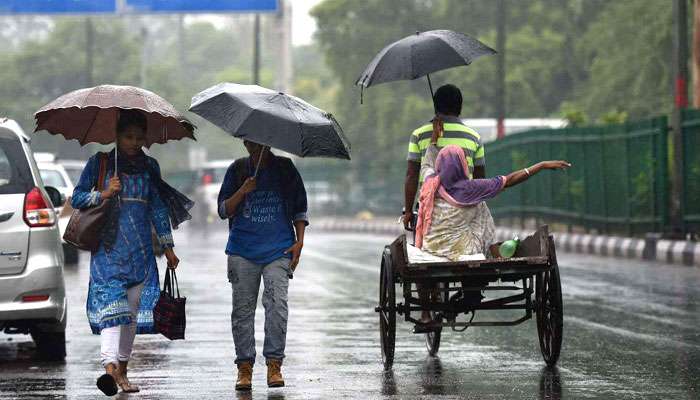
<box><xmin>682</xmin><ymin>109</ymin><xmax>700</xmax><ymax>233</ymax></box>
<box><xmin>486</xmin><ymin>117</ymin><xmax>669</xmax><ymax>236</ymax></box>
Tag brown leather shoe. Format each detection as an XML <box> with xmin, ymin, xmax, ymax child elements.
<box><xmin>235</xmin><ymin>362</ymin><xmax>253</xmax><ymax>391</ymax></box>
<box><xmin>266</xmin><ymin>359</ymin><xmax>285</xmax><ymax>387</ymax></box>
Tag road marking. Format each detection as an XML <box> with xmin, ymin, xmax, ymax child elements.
<box><xmin>566</xmin><ymin>316</ymin><xmax>700</xmax><ymax>349</ymax></box>
<box><xmin>303</xmin><ymin>248</ymin><xmax>379</xmax><ymax>274</ymax></box>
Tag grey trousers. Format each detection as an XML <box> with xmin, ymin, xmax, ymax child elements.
<box><xmin>227</xmin><ymin>255</ymin><xmax>290</xmax><ymax>365</ymax></box>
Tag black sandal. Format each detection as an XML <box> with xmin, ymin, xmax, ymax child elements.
<box><xmin>96</xmin><ymin>373</ymin><xmax>118</xmax><ymax>396</ymax></box>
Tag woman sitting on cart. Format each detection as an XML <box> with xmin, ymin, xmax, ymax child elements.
<box><xmin>414</xmin><ymin>117</ymin><xmax>570</xmax><ymax>326</ymax></box>
<box><xmin>415</xmin><ymin>117</ymin><xmax>570</xmax><ymax>261</ymax></box>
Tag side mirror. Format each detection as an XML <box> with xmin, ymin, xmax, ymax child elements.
<box><xmin>44</xmin><ymin>186</ymin><xmax>65</xmax><ymax>207</ymax></box>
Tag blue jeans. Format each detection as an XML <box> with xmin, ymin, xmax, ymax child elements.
<box><xmin>227</xmin><ymin>255</ymin><xmax>290</xmax><ymax>365</ymax></box>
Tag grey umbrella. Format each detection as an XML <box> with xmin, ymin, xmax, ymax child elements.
<box><xmin>189</xmin><ymin>83</ymin><xmax>351</xmax><ymax>161</ymax></box>
<box><xmin>355</xmin><ymin>30</ymin><xmax>496</xmax><ymax>103</ymax></box>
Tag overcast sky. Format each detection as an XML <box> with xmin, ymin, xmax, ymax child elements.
<box><xmin>291</xmin><ymin>0</ymin><xmax>323</xmax><ymax>46</ymax></box>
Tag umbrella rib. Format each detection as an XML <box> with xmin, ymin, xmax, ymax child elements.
<box><xmin>80</xmin><ymin>108</ymin><xmax>101</xmax><ymax>145</ymax></box>
<box><xmin>280</xmin><ymin>95</ymin><xmax>305</xmax><ymax>156</ymax></box>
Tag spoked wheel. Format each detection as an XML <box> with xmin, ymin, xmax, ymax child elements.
<box><xmin>536</xmin><ymin>264</ymin><xmax>563</xmax><ymax>366</ymax></box>
<box><xmin>425</xmin><ymin>282</ymin><xmax>447</xmax><ymax>356</ymax></box>
<box><xmin>379</xmin><ymin>247</ymin><xmax>396</xmax><ymax>371</ymax></box>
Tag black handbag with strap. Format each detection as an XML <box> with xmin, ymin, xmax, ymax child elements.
<box><xmin>153</xmin><ymin>268</ymin><xmax>186</xmax><ymax>340</ymax></box>
<box><xmin>62</xmin><ymin>153</ymin><xmax>114</xmax><ymax>252</ymax></box>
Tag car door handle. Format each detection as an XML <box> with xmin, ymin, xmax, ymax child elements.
<box><xmin>0</xmin><ymin>212</ymin><xmax>13</xmax><ymax>223</ymax></box>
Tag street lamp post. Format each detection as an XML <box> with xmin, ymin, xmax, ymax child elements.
<box><xmin>670</xmin><ymin>0</ymin><xmax>688</xmax><ymax>237</ymax></box>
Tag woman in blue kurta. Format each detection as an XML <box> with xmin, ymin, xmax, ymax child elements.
<box><xmin>71</xmin><ymin>110</ymin><xmax>191</xmax><ymax>396</ymax></box>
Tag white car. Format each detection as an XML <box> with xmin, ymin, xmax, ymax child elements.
<box><xmin>57</xmin><ymin>159</ymin><xmax>86</xmax><ymax>190</ymax></box>
<box><xmin>198</xmin><ymin>160</ymin><xmax>234</xmax><ymax>223</ymax></box>
<box><xmin>35</xmin><ymin>153</ymin><xmax>79</xmax><ymax>264</ymax></box>
<box><xmin>0</xmin><ymin>118</ymin><xmax>67</xmax><ymax>360</ymax></box>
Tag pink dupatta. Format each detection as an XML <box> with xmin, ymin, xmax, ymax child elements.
<box><xmin>415</xmin><ymin>145</ymin><xmax>505</xmax><ymax>248</ymax></box>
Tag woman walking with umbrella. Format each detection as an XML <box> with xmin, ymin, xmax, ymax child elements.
<box><xmin>190</xmin><ymin>83</ymin><xmax>350</xmax><ymax>391</ymax></box>
<box><xmin>35</xmin><ymin>86</ymin><xmax>195</xmax><ymax>396</ymax></box>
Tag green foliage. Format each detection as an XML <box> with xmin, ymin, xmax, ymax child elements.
<box><xmin>0</xmin><ymin>15</ymin><xmax>284</xmax><ymax>168</ymax></box>
<box><xmin>598</xmin><ymin>110</ymin><xmax>628</xmax><ymax>125</ymax></box>
<box><xmin>560</xmin><ymin>103</ymin><xmax>587</xmax><ymax>127</ymax></box>
<box><xmin>0</xmin><ymin>1</ymin><xmax>682</xmax><ymax>216</ymax></box>
<box><xmin>309</xmin><ymin>0</ymin><xmax>670</xmax><ymax>213</ymax></box>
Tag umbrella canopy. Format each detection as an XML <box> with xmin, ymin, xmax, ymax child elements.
<box><xmin>355</xmin><ymin>29</ymin><xmax>496</xmax><ymax>90</ymax></box>
<box><xmin>34</xmin><ymin>84</ymin><xmax>195</xmax><ymax>147</ymax></box>
<box><xmin>189</xmin><ymin>83</ymin><xmax>351</xmax><ymax>160</ymax></box>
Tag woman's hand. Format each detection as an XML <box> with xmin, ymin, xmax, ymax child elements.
<box><xmin>239</xmin><ymin>177</ymin><xmax>257</xmax><ymax>195</ymax></box>
<box><xmin>284</xmin><ymin>241</ymin><xmax>303</xmax><ymax>272</ymax></box>
<box><xmin>101</xmin><ymin>176</ymin><xmax>121</xmax><ymax>198</ymax></box>
<box><xmin>164</xmin><ymin>248</ymin><xmax>180</xmax><ymax>270</ymax></box>
<box><xmin>538</xmin><ymin>160</ymin><xmax>571</xmax><ymax>170</ymax></box>
<box><xmin>431</xmin><ymin>116</ymin><xmax>444</xmax><ymax>144</ymax></box>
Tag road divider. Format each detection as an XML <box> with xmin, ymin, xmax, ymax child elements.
<box><xmin>313</xmin><ymin>218</ymin><xmax>700</xmax><ymax>268</ymax></box>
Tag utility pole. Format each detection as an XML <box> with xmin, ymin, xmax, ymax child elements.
<box><xmin>693</xmin><ymin>0</ymin><xmax>700</xmax><ymax>107</ymax></box>
<box><xmin>274</xmin><ymin>0</ymin><xmax>292</xmax><ymax>93</ymax></box>
<box><xmin>252</xmin><ymin>13</ymin><xmax>261</xmax><ymax>85</ymax></box>
<box><xmin>670</xmin><ymin>0</ymin><xmax>688</xmax><ymax>236</ymax></box>
<box><xmin>177</xmin><ymin>14</ymin><xmax>186</xmax><ymax>81</ymax></box>
<box><xmin>496</xmin><ymin>0</ymin><xmax>506</xmax><ymax>139</ymax></box>
<box><xmin>140</xmin><ymin>23</ymin><xmax>149</xmax><ymax>87</ymax></box>
<box><xmin>85</xmin><ymin>17</ymin><xmax>94</xmax><ymax>87</ymax></box>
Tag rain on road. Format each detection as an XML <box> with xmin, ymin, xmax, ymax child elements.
<box><xmin>1</xmin><ymin>227</ymin><xmax>699</xmax><ymax>399</ymax></box>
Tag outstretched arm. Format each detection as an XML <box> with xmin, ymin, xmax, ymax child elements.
<box><xmin>504</xmin><ymin>161</ymin><xmax>571</xmax><ymax>188</ymax></box>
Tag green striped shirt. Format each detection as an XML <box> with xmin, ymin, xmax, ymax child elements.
<box><xmin>407</xmin><ymin>116</ymin><xmax>484</xmax><ymax>182</ymax></box>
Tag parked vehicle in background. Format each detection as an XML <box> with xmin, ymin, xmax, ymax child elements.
<box><xmin>0</xmin><ymin>118</ymin><xmax>67</xmax><ymax>360</ymax></box>
<box><xmin>35</xmin><ymin>153</ymin><xmax>79</xmax><ymax>265</ymax></box>
<box><xmin>306</xmin><ymin>180</ymin><xmax>341</xmax><ymax>213</ymax></box>
<box><xmin>57</xmin><ymin>159</ymin><xmax>86</xmax><ymax>190</ymax></box>
<box><xmin>199</xmin><ymin>159</ymin><xmax>233</xmax><ymax>225</ymax></box>
<box><xmin>462</xmin><ymin>118</ymin><xmax>565</xmax><ymax>142</ymax></box>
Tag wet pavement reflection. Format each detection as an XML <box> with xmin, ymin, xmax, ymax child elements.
<box><xmin>0</xmin><ymin>228</ymin><xmax>699</xmax><ymax>399</ymax></box>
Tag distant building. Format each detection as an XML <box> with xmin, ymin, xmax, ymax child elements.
<box><xmin>462</xmin><ymin>119</ymin><xmax>566</xmax><ymax>143</ymax></box>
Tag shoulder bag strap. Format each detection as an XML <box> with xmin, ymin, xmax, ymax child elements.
<box><xmin>96</xmin><ymin>153</ymin><xmax>108</xmax><ymax>192</ymax></box>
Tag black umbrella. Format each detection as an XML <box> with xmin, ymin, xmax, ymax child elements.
<box><xmin>355</xmin><ymin>30</ymin><xmax>496</xmax><ymax>104</ymax></box>
<box><xmin>189</xmin><ymin>83</ymin><xmax>351</xmax><ymax>162</ymax></box>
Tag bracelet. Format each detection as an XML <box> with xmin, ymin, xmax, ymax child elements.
<box><xmin>524</xmin><ymin>167</ymin><xmax>530</xmax><ymax>176</ymax></box>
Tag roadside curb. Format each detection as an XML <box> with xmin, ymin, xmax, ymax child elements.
<box><xmin>313</xmin><ymin>219</ymin><xmax>700</xmax><ymax>267</ymax></box>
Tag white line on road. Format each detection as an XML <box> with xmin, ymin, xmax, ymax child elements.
<box><xmin>304</xmin><ymin>248</ymin><xmax>379</xmax><ymax>274</ymax></box>
<box><xmin>566</xmin><ymin>316</ymin><xmax>700</xmax><ymax>349</ymax></box>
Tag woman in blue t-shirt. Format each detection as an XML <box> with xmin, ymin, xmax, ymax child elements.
<box><xmin>217</xmin><ymin>140</ymin><xmax>308</xmax><ymax>391</ymax></box>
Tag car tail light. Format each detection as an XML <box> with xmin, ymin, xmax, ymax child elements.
<box><xmin>22</xmin><ymin>295</ymin><xmax>50</xmax><ymax>302</ymax></box>
<box><xmin>23</xmin><ymin>187</ymin><xmax>56</xmax><ymax>227</ymax></box>
<box><xmin>202</xmin><ymin>174</ymin><xmax>213</xmax><ymax>185</ymax></box>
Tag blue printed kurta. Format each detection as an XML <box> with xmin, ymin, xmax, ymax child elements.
<box><xmin>72</xmin><ymin>154</ymin><xmax>174</xmax><ymax>334</ymax></box>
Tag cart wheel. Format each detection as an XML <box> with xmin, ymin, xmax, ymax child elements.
<box><xmin>379</xmin><ymin>247</ymin><xmax>396</xmax><ymax>370</ymax></box>
<box><xmin>536</xmin><ymin>265</ymin><xmax>563</xmax><ymax>366</ymax></box>
<box><xmin>425</xmin><ymin>282</ymin><xmax>446</xmax><ymax>356</ymax></box>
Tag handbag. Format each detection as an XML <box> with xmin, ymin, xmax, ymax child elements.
<box><xmin>153</xmin><ymin>268</ymin><xmax>186</xmax><ymax>340</ymax></box>
<box><xmin>62</xmin><ymin>153</ymin><xmax>114</xmax><ymax>252</ymax></box>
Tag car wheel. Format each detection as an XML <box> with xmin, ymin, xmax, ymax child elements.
<box><xmin>62</xmin><ymin>243</ymin><xmax>79</xmax><ymax>265</ymax></box>
<box><xmin>30</xmin><ymin>329</ymin><xmax>66</xmax><ymax>361</ymax></box>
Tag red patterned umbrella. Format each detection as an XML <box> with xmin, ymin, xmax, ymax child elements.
<box><xmin>34</xmin><ymin>85</ymin><xmax>195</xmax><ymax>147</ymax></box>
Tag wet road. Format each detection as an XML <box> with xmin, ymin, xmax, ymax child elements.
<box><xmin>1</xmin><ymin>228</ymin><xmax>699</xmax><ymax>399</ymax></box>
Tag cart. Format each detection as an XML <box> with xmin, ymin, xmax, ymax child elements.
<box><xmin>375</xmin><ymin>225</ymin><xmax>563</xmax><ymax>370</ymax></box>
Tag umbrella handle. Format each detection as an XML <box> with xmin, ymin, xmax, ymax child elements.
<box><xmin>427</xmin><ymin>73</ymin><xmax>437</xmax><ymax>114</ymax></box>
<box><xmin>253</xmin><ymin>146</ymin><xmax>268</xmax><ymax>178</ymax></box>
<box><xmin>114</xmin><ymin>145</ymin><xmax>118</xmax><ymax>177</ymax></box>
